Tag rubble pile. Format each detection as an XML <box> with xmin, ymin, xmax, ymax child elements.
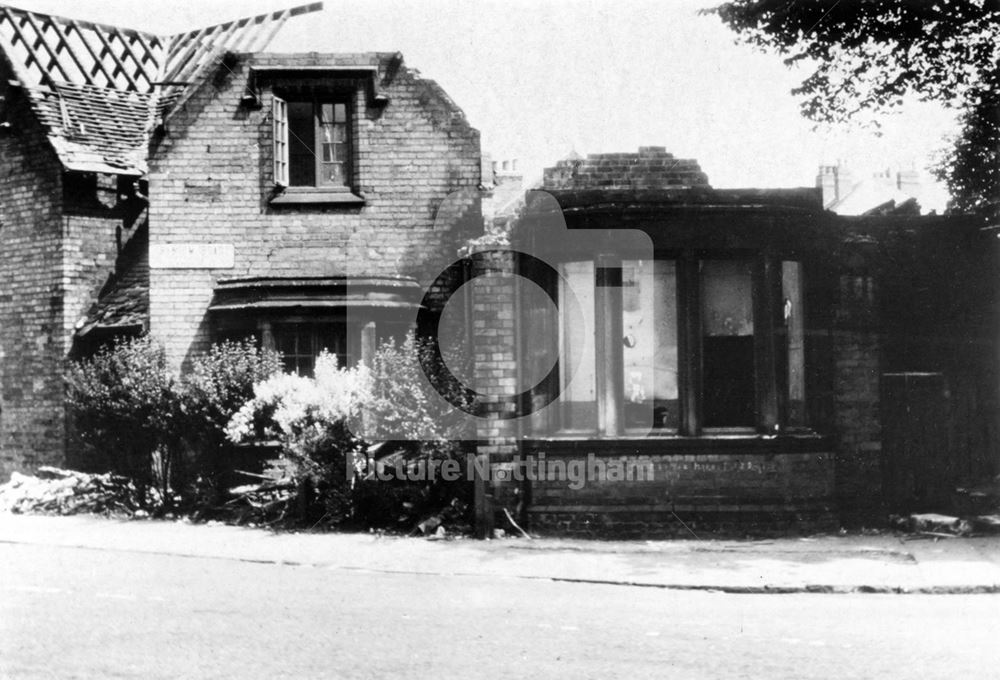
<box><xmin>0</xmin><ymin>466</ymin><xmax>149</xmax><ymax>515</ymax></box>
<box><xmin>892</xmin><ymin>512</ymin><xmax>973</xmax><ymax>537</ymax></box>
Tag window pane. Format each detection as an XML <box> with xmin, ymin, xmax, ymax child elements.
<box><xmin>321</xmin><ymin>162</ymin><xmax>344</xmax><ymax>185</ymax></box>
<box><xmin>703</xmin><ymin>260</ymin><xmax>754</xmax><ymax>336</ymax></box>
<box><xmin>317</xmin><ymin>108</ymin><xmax>349</xmax><ymax>187</ymax></box>
<box><xmin>702</xmin><ymin>259</ymin><xmax>755</xmax><ymax>427</ymax></box>
<box><xmin>273</xmin><ymin>322</ymin><xmax>347</xmax><ymax>376</ymax></box>
<box><xmin>783</xmin><ymin>261</ymin><xmax>806</xmax><ymax>426</ymax></box>
<box><xmin>320</xmin><ymin>103</ymin><xmax>334</xmax><ymax>124</ymax></box>
<box><xmin>622</xmin><ymin>259</ymin><xmax>678</xmax><ymax>432</ymax></box>
<box><xmin>287</xmin><ymin>101</ymin><xmax>315</xmax><ymax>186</ymax></box>
<box><xmin>559</xmin><ymin>261</ymin><xmax>596</xmax><ymax>430</ymax></box>
<box><xmin>334</xmin><ymin>103</ymin><xmax>347</xmax><ymax>123</ymax></box>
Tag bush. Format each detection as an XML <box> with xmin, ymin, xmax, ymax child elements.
<box><xmin>366</xmin><ymin>333</ymin><xmax>475</xmax><ymax>458</ymax></box>
<box><xmin>65</xmin><ymin>336</ymin><xmax>178</xmax><ymax>503</ymax></box>
<box><xmin>353</xmin><ymin>334</ymin><xmax>475</xmax><ymax>530</ymax></box>
<box><xmin>66</xmin><ymin>336</ymin><xmax>281</xmax><ymax>509</ymax></box>
<box><xmin>226</xmin><ymin>352</ymin><xmax>372</xmax><ymax>524</ymax></box>
<box><xmin>223</xmin><ymin>334</ymin><xmax>476</xmax><ymax>530</ymax></box>
<box><xmin>179</xmin><ymin>339</ymin><xmax>282</xmax><ymax>493</ymax></box>
<box><xmin>67</xmin><ymin>332</ymin><xmax>475</xmax><ymax>531</ymax></box>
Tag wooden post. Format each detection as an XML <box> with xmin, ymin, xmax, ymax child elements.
<box><xmin>677</xmin><ymin>253</ymin><xmax>702</xmax><ymax>436</ymax></box>
<box><xmin>754</xmin><ymin>253</ymin><xmax>780</xmax><ymax>433</ymax></box>
<box><xmin>595</xmin><ymin>255</ymin><xmax>623</xmax><ymax>437</ymax></box>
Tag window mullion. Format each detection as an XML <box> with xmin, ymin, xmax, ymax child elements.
<box><xmin>595</xmin><ymin>255</ymin><xmax>624</xmax><ymax>437</ymax></box>
<box><xmin>677</xmin><ymin>253</ymin><xmax>701</xmax><ymax>436</ymax></box>
<box><xmin>754</xmin><ymin>253</ymin><xmax>781</xmax><ymax>433</ymax></box>
<box><xmin>313</xmin><ymin>101</ymin><xmax>323</xmax><ymax>188</ymax></box>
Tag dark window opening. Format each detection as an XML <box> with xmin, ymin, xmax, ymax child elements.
<box><xmin>272</xmin><ymin>322</ymin><xmax>347</xmax><ymax>376</ymax></box>
<box><xmin>702</xmin><ymin>335</ymin><xmax>755</xmax><ymax>427</ymax></box>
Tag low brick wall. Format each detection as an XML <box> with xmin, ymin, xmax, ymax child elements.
<box><xmin>522</xmin><ymin>439</ymin><xmax>837</xmax><ymax>538</ymax></box>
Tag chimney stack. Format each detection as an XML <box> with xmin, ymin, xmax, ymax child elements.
<box><xmin>816</xmin><ymin>162</ymin><xmax>854</xmax><ymax>209</ymax></box>
<box><xmin>492</xmin><ymin>157</ymin><xmax>523</xmax><ymax>186</ymax></box>
<box><xmin>896</xmin><ymin>168</ymin><xmax>921</xmax><ymax>199</ymax></box>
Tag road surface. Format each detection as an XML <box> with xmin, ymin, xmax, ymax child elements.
<box><xmin>2</xmin><ymin>541</ymin><xmax>998</xmax><ymax>679</ymax></box>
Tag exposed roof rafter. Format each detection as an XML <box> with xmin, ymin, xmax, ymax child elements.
<box><xmin>0</xmin><ymin>2</ymin><xmax>323</xmax><ymax>175</ymax></box>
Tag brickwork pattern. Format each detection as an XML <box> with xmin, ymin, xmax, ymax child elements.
<box><xmin>147</xmin><ymin>53</ymin><xmax>482</xmax><ymax>370</ymax></box>
<box><xmin>467</xmin><ymin>249</ymin><xmax>520</xmax><ymax>518</ymax></box>
<box><xmin>542</xmin><ymin>146</ymin><xmax>710</xmax><ymax>191</ymax></box>
<box><xmin>527</xmin><ymin>451</ymin><xmax>837</xmax><ymax>537</ymax></box>
<box><xmin>0</xmin><ymin>96</ymin><xmax>65</xmax><ymax>479</ymax></box>
<box><xmin>0</xmin><ymin>86</ymin><xmax>121</xmax><ymax>479</ymax></box>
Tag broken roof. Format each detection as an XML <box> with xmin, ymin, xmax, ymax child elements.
<box><xmin>0</xmin><ymin>2</ymin><xmax>322</xmax><ymax>175</ymax></box>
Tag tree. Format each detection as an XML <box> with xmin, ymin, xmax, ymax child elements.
<box><xmin>709</xmin><ymin>1</ymin><xmax>1000</xmax><ymax>217</ymax></box>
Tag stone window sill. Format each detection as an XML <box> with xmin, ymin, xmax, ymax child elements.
<box><xmin>269</xmin><ymin>187</ymin><xmax>365</xmax><ymax>206</ymax></box>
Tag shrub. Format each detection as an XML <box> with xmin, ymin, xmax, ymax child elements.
<box><xmin>366</xmin><ymin>333</ymin><xmax>475</xmax><ymax>458</ymax></box>
<box><xmin>354</xmin><ymin>334</ymin><xmax>475</xmax><ymax>529</ymax></box>
<box><xmin>179</xmin><ymin>339</ymin><xmax>282</xmax><ymax>493</ymax></box>
<box><xmin>65</xmin><ymin>336</ymin><xmax>178</xmax><ymax>503</ymax></box>
<box><xmin>66</xmin><ymin>336</ymin><xmax>282</xmax><ymax>509</ymax></box>
<box><xmin>223</xmin><ymin>335</ymin><xmax>476</xmax><ymax>530</ymax></box>
<box><xmin>226</xmin><ymin>352</ymin><xmax>372</xmax><ymax>523</ymax></box>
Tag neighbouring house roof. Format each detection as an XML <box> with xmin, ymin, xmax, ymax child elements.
<box><xmin>827</xmin><ymin>181</ymin><xmax>920</xmax><ymax>216</ymax></box>
<box><xmin>0</xmin><ymin>2</ymin><xmax>322</xmax><ymax>175</ymax></box>
<box><xmin>543</xmin><ymin>187</ymin><xmax>824</xmax><ymax>214</ymax></box>
<box><xmin>29</xmin><ymin>83</ymin><xmax>156</xmax><ymax>173</ymax></box>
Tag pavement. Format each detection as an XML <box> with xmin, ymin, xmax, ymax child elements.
<box><xmin>2</xmin><ymin>512</ymin><xmax>1000</xmax><ymax>594</ymax></box>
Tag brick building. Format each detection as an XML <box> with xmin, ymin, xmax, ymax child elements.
<box><xmin>0</xmin><ymin>3</ymin><xmax>482</xmax><ymax>479</ymax></box>
<box><xmin>471</xmin><ymin>148</ymin><xmax>999</xmax><ymax>536</ymax></box>
<box><xmin>1</xmin><ymin>5</ymin><xmax>996</xmax><ymax>535</ymax></box>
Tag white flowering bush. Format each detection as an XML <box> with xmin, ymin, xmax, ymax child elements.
<box><xmin>226</xmin><ymin>352</ymin><xmax>373</xmax><ymax>522</ymax></box>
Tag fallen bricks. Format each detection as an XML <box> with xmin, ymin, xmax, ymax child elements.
<box><xmin>0</xmin><ymin>466</ymin><xmax>150</xmax><ymax>516</ymax></box>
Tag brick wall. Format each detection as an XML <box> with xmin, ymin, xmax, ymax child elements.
<box><xmin>831</xmin><ymin>269</ymin><xmax>884</xmax><ymax>524</ymax></box>
<box><xmin>542</xmin><ymin>146</ymin><xmax>710</xmax><ymax>190</ymax></box>
<box><xmin>147</xmin><ymin>52</ymin><xmax>482</xmax><ymax>371</ymax></box>
<box><xmin>526</xmin><ymin>446</ymin><xmax>836</xmax><ymax>538</ymax></box>
<box><xmin>467</xmin><ymin>248</ymin><xmax>520</xmax><ymax>527</ymax></box>
<box><xmin>0</xmin><ymin>82</ymin><xmax>123</xmax><ymax>478</ymax></box>
<box><xmin>0</xmin><ymin>89</ymin><xmax>65</xmax><ymax>479</ymax></box>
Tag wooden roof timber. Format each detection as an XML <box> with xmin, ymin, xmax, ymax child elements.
<box><xmin>0</xmin><ymin>2</ymin><xmax>321</xmax><ymax>93</ymax></box>
<box><xmin>0</xmin><ymin>5</ymin><xmax>163</xmax><ymax>90</ymax></box>
<box><xmin>0</xmin><ymin>2</ymin><xmax>323</xmax><ymax>175</ymax></box>
<box><xmin>159</xmin><ymin>3</ymin><xmax>322</xmax><ymax>86</ymax></box>
<box><xmin>156</xmin><ymin>3</ymin><xmax>322</xmax><ymax>122</ymax></box>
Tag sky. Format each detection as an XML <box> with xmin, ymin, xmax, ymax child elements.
<box><xmin>8</xmin><ymin>0</ymin><xmax>958</xmax><ymax>209</ymax></box>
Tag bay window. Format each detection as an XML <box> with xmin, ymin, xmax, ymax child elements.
<box><xmin>542</xmin><ymin>251</ymin><xmax>805</xmax><ymax>437</ymax></box>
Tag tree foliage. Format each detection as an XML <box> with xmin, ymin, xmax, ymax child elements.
<box><xmin>709</xmin><ymin>0</ymin><xmax>1000</xmax><ymax>216</ymax></box>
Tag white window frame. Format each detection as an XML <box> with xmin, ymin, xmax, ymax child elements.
<box><xmin>272</xmin><ymin>94</ymin><xmax>289</xmax><ymax>187</ymax></box>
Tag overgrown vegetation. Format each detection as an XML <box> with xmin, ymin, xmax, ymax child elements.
<box><xmin>65</xmin><ymin>336</ymin><xmax>281</xmax><ymax>511</ymax></box>
<box><xmin>65</xmin><ymin>336</ymin><xmax>180</xmax><ymax>505</ymax></box>
<box><xmin>62</xmin><ymin>333</ymin><xmax>475</xmax><ymax>533</ymax></box>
